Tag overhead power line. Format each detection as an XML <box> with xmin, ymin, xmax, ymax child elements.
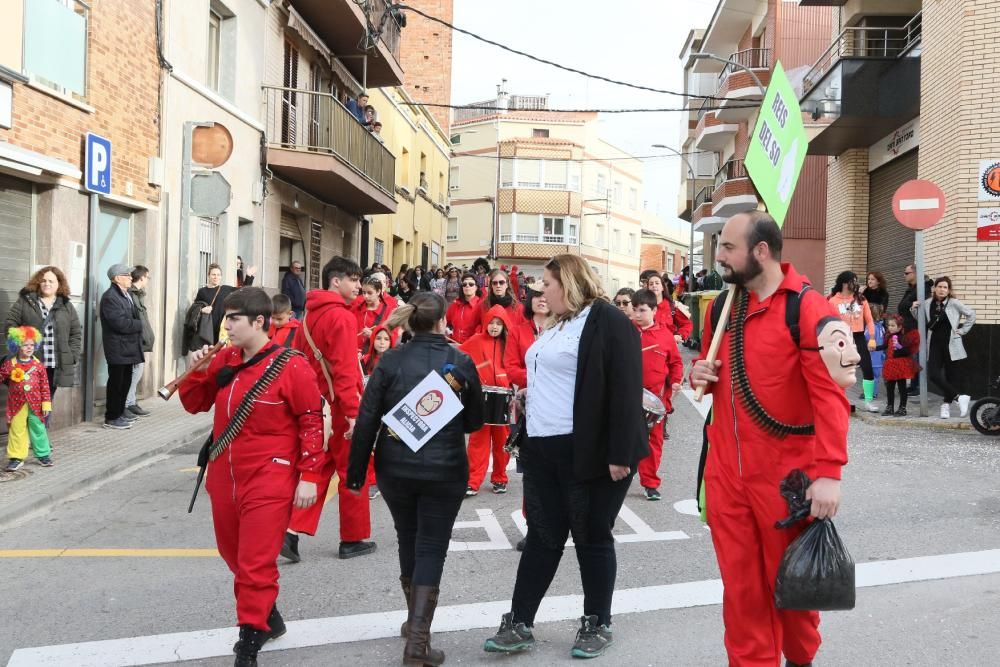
<box><xmin>401</xmin><ymin>101</ymin><xmax>761</xmax><ymax>114</ymax></box>
<box><xmin>451</xmin><ymin>151</ymin><xmax>716</xmax><ymax>164</ymax></box>
<box><xmin>397</xmin><ymin>4</ymin><xmax>727</xmax><ymax>101</ymax></box>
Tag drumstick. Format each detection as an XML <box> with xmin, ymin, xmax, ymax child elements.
<box><xmin>694</xmin><ymin>284</ymin><xmax>736</xmax><ymax>402</ymax></box>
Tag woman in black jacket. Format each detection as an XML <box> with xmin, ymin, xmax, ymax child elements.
<box><xmin>347</xmin><ymin>291</ymin><xmax>484</xmax><ymax>667</ymax></box>
<box><xmin>194</xmin><ymin>263</ymin><xmax>236</xmax><ymax>344</ymax></box>
<box><xmin>484</xmin><ymin>254</ymin><xmax>645</xmax><ymax>660</ymax></box>
<box><xmin>5</xmin><ymin>266</ymin><xmax>82</xmax><ymax>400</ymax></box>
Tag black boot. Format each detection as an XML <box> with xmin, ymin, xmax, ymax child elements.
<box><xmin>896</xmin><ymin>407</ymin><xmax>907</xmax><ymax>417</ymax></box>
<box><xmin>233</xmin><ymin>605</ymin><xmax>286</xmax><ymax>653</ymax></box>
<box><xmin>882</xmin><ymin>405</ymin><xmax>895</xmax><ymax>416</ymax></box>
<box><xmin>400</xmin><ymin>575</ymin><xmax>412</xmax><ymax>638</ymax></box>
<box><xmin>280</xmin><ymin>532</ymin><xmax>300</xmax><ymax>563</ymax></box>
<box><xmin>234</xmin><ymin>624</ymin><xmax>266</xmax><ymax>667</ymax></box>
<box><xmin>403</xmin><ymin>585</ymin><xmax>445</xmax><ymax>666</ymax></box>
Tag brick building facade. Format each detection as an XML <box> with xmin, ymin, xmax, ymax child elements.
<box><xmin>398</xmin><ymin>0</ymin><xmax>454</xmax><ymax>134</ymax></box>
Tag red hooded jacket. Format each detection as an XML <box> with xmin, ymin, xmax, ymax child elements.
<box><xmin>352</xmin><ymin>294</ymin><xmax>397</xmax><ymax>351</ymax></box>
<box><xmin>360</xmin><ymin>324</ymin><xmax>394</xmax><ymax>377</ymax></box>
<box><xmin>447</xmin><ymin>295</ymin><xmax>482</xmax><ymax>344</ymax></box>
<box><xmin>268</xmin><ymin>318</ymin><xmax>302</xmax><ymax>348</ymax></box>
<box><xmin>637</xmin><ymin>321</ymin><xmax>684</xmax><ymax>412</ymax></box>
<box><xmin>460</xmin><ymin>304</ymin><xmax>512</xmax><ymax>388</ymax></box>
<box><xmin>698</xmin><ymin>263</ymin><xmax>849</xmax><ymax>481</ymax></box>
<box><xmin>655</xmin><ymin>299</ymin><xmax>694</xmax><ymax>340</ymax></box>
<box><xmin>505</xmin><ymin>316</ymin><xmax>543</xmax><ymax>388</ymax></box>
<box><xmin>294</xmin><ymin>290</ymin><xmax>362</xmax><ymax>418</ymax></box>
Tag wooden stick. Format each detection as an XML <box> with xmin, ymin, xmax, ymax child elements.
<box><xmin>694</xmin><ymin>284</ymin><xmax>737</xmax><ymax>403</ymax></box>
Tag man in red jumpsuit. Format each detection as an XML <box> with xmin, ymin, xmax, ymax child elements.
<box><xmin>690</xmin><ymin>211</ymin><xmax>849</xmax><ymax>667</ymax></box>
<box><xmin>180</xmin><ymin>287</ymin><xmax>324</xmax><ymax>667</ymax></box>
<box><xmin>282</xmin><ymin>256</ymin><xmax>377</xmax><ymax>561</ymax></box>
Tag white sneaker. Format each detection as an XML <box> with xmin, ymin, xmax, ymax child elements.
<box><xmin>864</xmin><ymin>402</ymin><xmax>879</xmax><ymax>413</ymax></box>
<box><xmin>940</xmin><ymin>403</ymin><xmax>951</xmax><ymax>419</ymax></box>
<box><xmin>958</xmin><ymin>395</ymin><xmax>971</xmax><ymax>418</ymax></box>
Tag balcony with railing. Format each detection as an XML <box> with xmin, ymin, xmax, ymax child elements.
<box><xmin>288</xmin><ymin>0</ymin><xmax>403</xmax><ymax>87</ymax></box>
<box><xmin>694</xmin><ymin>97</ymin><xmax>738</xmax><ymax>152</ymax></box>
<box><xmin>692</xmin><ymin>184</ymin><xmax>725</xmax><ymax>235</ymax></box>
<box><xmin>711</xmin><ymin>159</ymin><xmax>758</xmax><ymax>218</ymax></box>
<box><xmin>263</xmin><ymin>85</ymin><xmax>397</xmax><ymax>214</ymax></box>
<box><xmin>800</xmin><ymin>13</ymin><xmax>922</xmax><ymax>156</ymax></box>
<box><xmin>715</xmin><ymin>48</ymin><xmax>771</xmax><ymax>122</ymax></box>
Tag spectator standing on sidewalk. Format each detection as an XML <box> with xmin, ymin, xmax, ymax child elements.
<box><xmin>829</xmin><ymin>271</ymin><xmax>879</xmax><ymax>412</ymax></box>
<box><xmin>281</xmin><ymin>261</ymin><xmax>307</xmax><ymax>320</ymax></box>
<box><xmin>125</xmin><ymin>266</ymin><xmax>154</xmax><ymax>418</ymax></box>
<box><xmin>898</xmin><ymin>264</ymin><xmax>933</xmax><ymax>396</ymax></box>
<box><xmin>861</xmin><ymin>271</ymin><xmax>889</xmax><ymax>312</ymax></box>
<box><xmin>4</xmin><ymin>266</ymin><xmax>82</xmax><ymax>408</ymax></box>
<box><xmin>100</xmin><ymin>264</ymin><xmax>144</xmax><ymax>430</ymax></box>
<box><xmin>914</xmin><ymin>277</ymin><xmax>976</xmax><ymax>419</ymax></box>
<box><xmin>195</xmin><ymin>264</ymin><xmax>237</xmax><ymax>345</ymax></box>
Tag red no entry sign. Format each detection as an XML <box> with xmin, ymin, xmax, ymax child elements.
<box><xmin>893</xmin><ymin>180</ymin><xmax>946</xmax><ymax>230</ymax></box>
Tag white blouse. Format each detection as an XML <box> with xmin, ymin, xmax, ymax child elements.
<box><xmin>525</xmin><ymin>306</ymin><xmax>592</xmax><ymax>437</ymax></box>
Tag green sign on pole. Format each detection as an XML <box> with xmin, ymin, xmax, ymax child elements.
<box><xmin>744</xmin><ymin>61</ymin><xmax>808</xmax><ymax>229</ymax></box>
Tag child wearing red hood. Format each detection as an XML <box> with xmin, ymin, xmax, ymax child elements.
<box><xmin>268</xmin><ymin>294</ymin><xmax>302</xmax><ymax>348</ymax></box>
<box><xmin>460</xmin><ymin>304</ymin><xmax>512</xmax><ymax>495</ymax></box>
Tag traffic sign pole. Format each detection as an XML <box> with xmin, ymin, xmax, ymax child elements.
<box><xmin>915</xmin><ymin>231</ymin><xmax>928</xmax><ymax>417</ymax></box>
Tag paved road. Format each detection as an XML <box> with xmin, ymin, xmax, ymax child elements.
<box><xmin>2</xmin><ymin>392</ymin><xmax>998</xmax><ymax>666</ymax></box>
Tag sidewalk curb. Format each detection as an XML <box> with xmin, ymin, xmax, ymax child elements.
<box><xmin>853</xmin><ymin>412</ymin><xmax>973</xmax><ymax>431</ymax></box>
<box><xmin>0</xmin><ymin>422</ymin><xmax>211</xmax><ymax>530</ymax></box>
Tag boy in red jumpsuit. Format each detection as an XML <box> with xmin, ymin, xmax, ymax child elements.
<box><xmin>690</xmin><ymin>212</ymin><xmax>848</xmax><ymax>667</ymax></box>
<box><xmin>460</xmin><ymin>304</ymin><xmax>513</xmax><ymax>495</ymax></box>
<box><xmin>283</xmin><ymin>256</ymin><xmax>376</xmax><ymax>562</ymax></box>
<box><xmin>179</xmin><ymin>287</ymin><xmax>324</xmax><ymax>667</ymax></box>
<box><xmin>267</xmin><ymin>294</ymin><xmax>301</xmax><ymax>348</ymax></box>
<box><xmin>630</xmin><ymin>290</ymin><xmax>683</xmax><ymax>501</ymax></box>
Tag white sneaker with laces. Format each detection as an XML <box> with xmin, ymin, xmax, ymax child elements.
<box><xmin>958</xmin><ymin>395</ymin><xmax>971</xmax><ymax>418</ymax></box>
<box><xmin>865</xmin><ymin>402</ymin><xmax>879</xmax><ymax>413</ymax></box>
<box><xmin>940</xmin><ymin>403</ymin><xmax>951</xmax><ymax>419</ymax></box>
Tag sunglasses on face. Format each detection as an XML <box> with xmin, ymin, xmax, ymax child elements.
<box><xmin>491</xmin><ymin>280</ymin><xmax>507</xmax><ymax>286</ymax></box>
<box><xmin>614</xmin><ymin>300</ymin><xmax>631</xmax><ymax>307</ymax></box>
<box><xmin>462</xmin><ymin>282</ymin><xmax>477</xmax><ymax>287</ymax></box>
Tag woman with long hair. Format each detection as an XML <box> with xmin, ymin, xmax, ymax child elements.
<box><xmin>347</xmin><ymin>292</ymin><xmax>484</xmax><ymax>667</ymax></box>
<box><xmin>446</xmin><ymin>272</ymin><xmax>482</xmax><ymax>344</ymax></box>
<box><xmin>914</xmin><ymin>276</ymin><xmax>976</xmax><ymax>419</ymax></box>
<box><xmin>484</xmin><ymin>254</ymin><xmax>645</xmax><ymax>660</ymax></box>
<box><xmin>861</xmin><ymin>271</ymin><xmax>888</xmax><ymax>312</ymax></box>
<box><xmin>828</xmin><ymin>271</ymin><xmax>878</xmax><ymax>411</ymax></box>
<box><xmin>481</xmin><ymin>268</ymin><xmax>525</xmax><ymax>327</ymax></box>
<box><xmin>353</xmin><ymin>276</ymin><xmax>396</xmax><ymax>352</ymax></box>
<box><xmin>443</xmin><ymin>267</ymin><xmax>462</xmax><ymax>303</ymax></box>
<box><xmin>505</xmin><ymin>287</ymin><xmax>549</xmax><ymax>389</ymax></box>
<box><xmin>646</xmin><ymin>273</ymin><xmax>692</xmax><ymax>343</ymax></box>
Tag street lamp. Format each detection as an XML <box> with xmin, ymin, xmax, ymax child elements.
<box><xmin>652</xmin><ymin>144</ymin><xmax>698</xmax><ymax>292</ymax></box>
<box><xmin>690</xmin><ymin>52</ymin><xmax>768</xmax><ymax>96</ymax></box>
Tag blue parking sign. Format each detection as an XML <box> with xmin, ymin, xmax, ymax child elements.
<box><xmin>85</xmin><ymin>132</ymin><xmax>112</xmax><ymax>195</ymax></box>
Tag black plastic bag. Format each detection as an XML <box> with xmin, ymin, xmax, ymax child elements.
<box><xmin>775</xmin><ymin>518</ymin><xmax>856</xmax><ymax>611</ymax></box>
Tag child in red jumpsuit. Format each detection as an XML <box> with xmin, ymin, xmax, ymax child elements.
<box><xmin>630</xmin><ymin>290</ymin><xmax>683</xmax><ymax>501</ymax></box>
<box><xmin>460</xmin><ymin>304</ymin><xmax>513</xmax><ymax>495</ymax></box>
<box><xmin>179</xmin><ymin>287</ymin><xmax>325</xmax><ymax>667</ymax></box>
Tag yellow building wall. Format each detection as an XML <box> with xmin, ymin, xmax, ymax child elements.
<box><xmin>367</xmin><ymin>88</ymin><xmax>451</xmax><ymax>272</ymax></box>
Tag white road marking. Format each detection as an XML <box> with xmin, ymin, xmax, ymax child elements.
<box><xmin>680</xmin><ymin>388</ymin><xmax>712</xmax><ymax>419</ymax></box>
<box><xmin>448</xmin><ymin>509</ymin><xmax>511</xmax><ymax>551</ymax></box>
<box><xmin>899</xmin><ymin>197</ymin><xmax>940</xmax><ymax>211</ymax></box>
<box><xmin>10</xmin><ymin>549</ymin><xmax>1000</xmax><ymax>667</ymax></box>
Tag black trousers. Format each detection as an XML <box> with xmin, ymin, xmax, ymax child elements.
<box><xmin>510</xmin><ymin>434</ymin><xmax>632</xmax><ymax>627</ymax></box>
<box><xmin>105</xmin><ymin>363</ymin><xmax>133</xmax><ymax>421</ymax></box>
<box><xmin>927</xmin><ymin>334</ymin><xmax>959</xmax><ymax>403</ymax></box>
<box><xmin>378</xmin><ymin>473</ymin><xmax>466</xmax><ymax>587</ymax></box>
<box><xmin>45</xmin><ymin>367</ymin><xmax>57</xmax><ymax>400</ymax></box>
<box><xmin>853</xmin><ymin>332</ymin><xmax>874</xmax><ymax>381</ymax></box>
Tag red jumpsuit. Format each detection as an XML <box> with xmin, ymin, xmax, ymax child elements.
<box><xmin>179</xmin><ymin>345</ymin><xmax>324</xmax><ymax>631</ymax></box>
<box><xmin>267</xmin><ymin>318</ymin><xmax>302</xmax><ymax>348</ymax></box>
<box><xmin>636</xmin><ymin>322</ymin><xmax>683</xmax><ymax>490</ymax></box>
<box><xmin>446</xmin><ymin>295</ymin><xmax>482</xmax><ymax>344</ymax></box>
<box><xmin>460</xmin><ymin>305</ymin><xmax>513</xmax><ymax>491</ymax></box>
<box><xmin>699</xmin><ymin>264</ymin><xmax>849</xmax><ymax>667</ymax></box>
<box><xmin>289</xmin><ymin>289</ymin><xmax>371</xmax><ymax>542</ymax></box>
<box><xmin>655</xmin><ymin>299</ymin><xmax>694</xmax><ymax>340</ymax></box>
<box><xmin>351</xmin><ymin>294</ymin><xmax>397</xmax><ymax>352</ymax></box>
<box><xmin>480</xmin><ymin>298</ymin><xmax>524</xmax><ymax>329</ymax></box>
<box><xmin>504</xmin><ymin>318</ymin><xmax>543</xmax><ymax>388</ymax></box>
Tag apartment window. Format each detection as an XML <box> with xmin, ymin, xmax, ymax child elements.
<box><xmin>281</xmin><ymin>40</ymin><xmax>298</xmax><ymax>144</ymax></box>
<box><xmin>400</xmin><ymin>148</ymin><xmax>410</xmax><ymax>188</ymax></box>
<box><xmin>613</xmin><ymin>229</ymin><xmax>622</xmax><ymax>252</ymax></box>
<box><xmin>532</xmin><ymin>129</ymin><xmax>550</xmax><ymax>138</ymax></box>
<box><xmin>23</xmin><ymin>0</ymin><xmax>88</xmax><ymax>100</ymax></box>
<box><xmin>628</xmin><ymin>233</ymin><xmax>637</xmax><ymax>255</ymax></box>
<box><xmin>419</xmin><ymin>153</ymin><xmax>428</xmax><ymax>189</ymax></box>
<box><xmin>613</xmin><ymin>181</ymin><xmax>623</xmax><ymax>205</ymax></box>
<box><xmin>518</xmin><ymin>159</ymin><xmax>541</xmax><ymax>188</ymax></box>
<box><xmin>447</xmin><ymin>217</ymin><xmax>459</xmax><ymax>241</ymax></box>
<box><xmin>543</xmin><ymin>216</ymin><xmax>564</xmax><ymax>242</ymax></box>
<box><xmin>449</xmin><ymin>166</ymin><xmax>460</xmax><ymax>190</ymax></box>
<box><xmin>499</xmin><ymin>214</ymin><xmax>513</xmax><ymax>241</ymax></box>
<box><xmin>438</xmin><ymin>172</ymin><xmax>446</xmax><ymax>203</ymax></box>
<box><xmin>595</xmin><ymin>223</ymin><xmax>606</xmax><ymax>247</ymax></box>
<box><xmin>206</xmin><ymin>1</ymin><xmax>236</xmax><ymax>100</ymax></box>
<box><xmin>595</xmin><ymin>173</ymin><xmax>606</xmax><ymax>197</ymax></box>
<box><xmin>374</xmin><ymin>238</ymin><xmax>385</xmax><ymax>264</ymax></box>
<box><xmin>500</xmin><ymin>159</ymin><xmax>514</xmax><ymax>188</ymax></box>
<box><xmin>568</xmin><ymin>220</ymin><xmax>579</xmax><ymax>244</ymax></box>
<box><xmin>450</xmin><ymin>134</ymin><xmax>461</xmax><ymax>145</ymax></box>
<box><xmin>667</xmin><ymin>255</ymin><xmax>674</xmax><ymax>273</ymax></box>
<box><xmin>431</xmin><ymin>242</ymin><xmax>441</xmax><ymax>267</ymax></box>
<box><xmin>544</xmin><ymin>161</ymin><xmax>569</xmax><ymax>189</ymax></box>
<box><xmin>629</xmin><ymin>187</ymin><xmax>638</xmax><ymax>210</ymax></box>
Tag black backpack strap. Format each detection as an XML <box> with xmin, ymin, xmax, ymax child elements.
<box><xmin>696</xmin><ymin>408</ymin><xmax>711</xmax><ymax>513</ymax></box>
<box><xmin>785</xmin><ymin>285</ymin><xmax>811</xmax><ymax>348</ymax></box>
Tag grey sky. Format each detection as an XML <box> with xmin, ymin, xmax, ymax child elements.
<box><xmin>450</xmin><ymin>0</ymin><xmax>717</xmax><ymax>238</ymax></box>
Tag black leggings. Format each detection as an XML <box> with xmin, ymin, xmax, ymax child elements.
<box><xmin>928</xmin><ymin>334</ymin><xmax>959</xmax><ymax>403</ymax></box>
<box><xmin>510</xmin><ymin>434</ymin><xmax>632</xmax><ymax>627</ymax></box>
<box><xmin>853</xmin><ymin>332</ymin><xmax>874</xmax><ymax>381</ymax></box>
<box><xmin>378</xmin><ymin>473</ymin><xmax>466</xmax><ymax>587</ymax></box>
<box><xmin>885</xmin><ymin>379</ymin><xmax>908</xmax><ymax>409</ymax></box>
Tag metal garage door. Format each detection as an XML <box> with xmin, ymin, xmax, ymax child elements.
<box><xmin>867</xmin><ymin>151</ymin><xmax>918</xmax><ymax>310</ymax></box>
<box><xmin>0</xmin><ymin>174</ymin><xmax>33</xmax><ymax>436</ymax></box>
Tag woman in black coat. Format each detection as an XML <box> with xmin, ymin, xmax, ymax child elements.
<box><xmin>347</xmin><ymin>292</ymin><xmax>484</xmax><ymax>667</ymax></box>
<box><xmin>194</xmin><ymin>263</ymin><xmax>236</xmax><ymax>344</ymax></box>
<box><xmin>5</xmin><ymin>266</ymin><xmax>82</xmax><ymax>397</ymax></box>
<box><xmin>484</xmin><ymin>254</ymin><xmax>645</xmax><ymax>660</ymax></box>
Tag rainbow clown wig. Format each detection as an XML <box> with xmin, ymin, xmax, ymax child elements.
<box><xmin>7</xmin><ymin>326</ymin><xmax>42</xmax><ymax>356</ymax></box>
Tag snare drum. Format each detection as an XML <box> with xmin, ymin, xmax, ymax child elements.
<box><xmin>642</xmin><ymin>388</ymin><xmax>666</xmax><ymax>430</ymax></box>
<box><xmin>482</xmin><ymin>385</ymin><xmax>515</xmax><ymax>426</ymax></box>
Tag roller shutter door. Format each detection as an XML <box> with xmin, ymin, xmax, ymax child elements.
<box><xmin>867</xmin><ymin>151</ymin><xmax>918</xmax><ymax>308</ymax></box>
<box><xmin>0</xmin><ymin>174</ymin><xmax>32</xmax><ymax>436</ymax></box>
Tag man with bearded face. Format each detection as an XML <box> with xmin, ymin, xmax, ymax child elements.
<box><xmin>690</xmin><ymin>211</ymin><xmax>850</xmax><ymax>667</ymax></box>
